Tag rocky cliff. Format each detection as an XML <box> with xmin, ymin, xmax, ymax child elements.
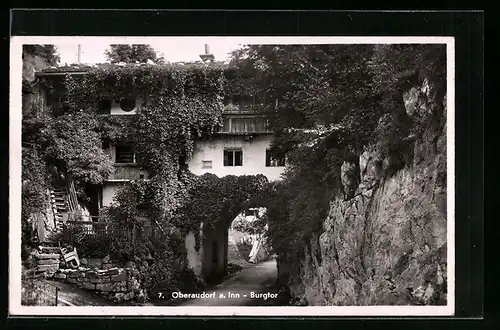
<box><xmin>280</xmin><ymin>78</ymin><xmax>447</xmax><ymax>306</ymax></box>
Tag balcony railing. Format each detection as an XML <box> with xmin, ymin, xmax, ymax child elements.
<box><xmin>107</xmin><ymin>164</ymin><xmax>147</xmax><ymax>181</ymax></box>
<box><xmin>66</xmin><ymin>218</ymin><xmax>167</xmax><ymax>243</ymax></box>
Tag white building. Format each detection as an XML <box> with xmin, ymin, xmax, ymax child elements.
<box><xmin>100</xmin><ymin>98</ymin><xmax>286</xmax><ymax>207</ymax></box>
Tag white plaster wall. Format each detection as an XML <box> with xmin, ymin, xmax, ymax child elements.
<box><xmin>188</xmin><ymin>134</ymin><xmax>285</xmax><ymax>181</ymax></box>
<box><xmin>102</xmin><ymin>182</ymin><xmax>124</xmax><ymax>207</ymax></box>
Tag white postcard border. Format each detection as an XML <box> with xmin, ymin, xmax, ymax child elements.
<box><xmin>9</xmin><ymin>36</ymin><xmax>455</xmax><ymax>316</ymax></box>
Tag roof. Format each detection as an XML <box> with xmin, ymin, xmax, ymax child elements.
<box><xmin>22</xmin><ymin>79</ymin><xmax>40</xmax><ymax>93</ymax></box>
<box><xmin>36</xmin><ymin>61</ymin><xmax>229</xmax><ymax>76</ymax></box>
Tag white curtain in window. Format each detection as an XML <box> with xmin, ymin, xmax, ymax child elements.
<box><xmin>231</xmin><ymin>118</ymin><xmax>246</xmax><ymax>132</ymax></box>
<box><xmin>246</xmin><ymin>118</ymin><xmax>257</xmax><ymax>132</ymax></box>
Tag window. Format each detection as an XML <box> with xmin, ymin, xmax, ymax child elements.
<box><xmin>222</xmin><ymin>118</ymin><xmax>231</xmax><ymax>132</ymax></box>
<box><xmin>232</xmin><ymin>94</ymin><xmax>253</xmax><ymax>105</ymax></box>
<box><xmin>119</xmin><ymin>98</ymin><xmax>136</xmax><ymax>112</ymax></box>
<box><xmin>224</xmin><ymin>149</ymin><xmax>242</xmax><ymax>166</ymax></box>
<box><xmin>231</xmin><ymin>118</ymin><xmax>246</xmax><ymax>133</ymax></box>
<box><xmin>102</xmin><ymin>139</ymin><xmax>110</xmax><ymax>149</ymax></box>
<box><xmin>219</xmin><ymin>116</ymin><xmax>269</xmax><ymax>133</ymax></box>
<box><xmin>97</xmin><ymin>99</ymin><xmax>111</xmax><ymax>114</ymax></box>
<box><xmin>265</xmin><ymin>149</ymin><xmax>285</xmax><ymax>167</ymax></box>
<box><xmin>115</xmin><ymin>143</ymin><xmax>135</xmax><ymax>163</ymax></box>
<box><xmin>202</xmin><ymin>161</ymin><xmax>212</xmax><ymax>169</ymax></box>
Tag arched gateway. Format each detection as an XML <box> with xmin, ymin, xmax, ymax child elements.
<box><xmin>184</xmin><ymin>187</ymin><xmax>270</xmax><ymax>284</ymax></box>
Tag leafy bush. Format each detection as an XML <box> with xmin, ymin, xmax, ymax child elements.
<box><xmin>227</xmin><ymin>44</ymin><xmax>447</xmax><ymax>258</ymax></box>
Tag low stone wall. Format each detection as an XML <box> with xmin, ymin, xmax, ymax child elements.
<box><xmin>52</xmin><ymin>267</ymin><xmax>148</xmax><ymax>303</ymax></box>
<box><xmin>80</xmin><ymin>255</ymin><xmax>118</xmax><ymax>270</ymax></box>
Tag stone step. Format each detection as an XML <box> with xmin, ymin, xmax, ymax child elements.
<box><xmin>37</xmin><ymin>259</ymin><xmax>61</xmax><ymax>265</ymax></box>
<box><xmin>36</xmin><ymin>264</ymin><xmax>60</xmax><ymax>272</ymax></box>
<box><xmin>39</xmin><ymin>246</ymin><xmax>62</xmax><ymax>254</ymax></box>
<box><xmin>36</xmin><ymin>253</ymin><xmax>61</xmax><ymax>260</ymax></box>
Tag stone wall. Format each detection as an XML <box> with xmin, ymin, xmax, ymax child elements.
<box><xmin>31</xmin><ymin>245</ymin><xmax>148</xmax><ymax>303</ymax></box>
<box><xmin>53</xmin><ymin>266</ymin><xmax>148</xmax><ymax>303</ymax></box>
<box><xmin>279</xmin><ymin>77</ymin><xmax>448</xmax><ymax>306</ymax></box>
<box><xmin>80</xmin><ymin>255</ymin><xmax>119</xmax><ymax>270</ymax></box>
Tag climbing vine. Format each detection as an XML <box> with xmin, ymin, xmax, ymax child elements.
<box><xmin>60</xmin><ymin>63</ymin><xmax>227</xmax><ymax>226</ymax></box>
<box><xmin>174</xmin><ymin>173</ymin><xmax>269</xmax><ymax>249</ymax></box>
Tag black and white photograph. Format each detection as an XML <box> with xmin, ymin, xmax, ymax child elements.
<box><xmin>10</xmin><ymin>36</ymin><xmax>454</xmax><ymax>316</ymax></box>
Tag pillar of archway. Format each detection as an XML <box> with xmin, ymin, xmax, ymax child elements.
<box><xmin>200</xmin><ymin>218</ymin><xmax>227</xmax><ymax>284</ymax></box>
<box><xmin>194</xmin><ymin>201</ymin><xmax>269</xmax><ymax>284</ymax></box>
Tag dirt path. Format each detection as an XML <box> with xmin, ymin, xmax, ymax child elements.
<box><xmin>44</xmin><ymin>260</ymin><xmax>280</xmax><ymax>307</ymax></box>
<box><xmin>175</xmin><ymin>260</ymin><xmax>280</xmax><ymax>306</ymax></box>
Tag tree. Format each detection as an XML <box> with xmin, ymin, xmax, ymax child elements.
<box><xmin>105</xmin><ymin>44</ymin><xmax>164</xmax><ymax>64</ymax></box>
<box><xmin>228</xmin><ymin>44</ymin><xmax>447</xmax><ymax>257</ymax></box>
<box><xmin>23</xmin><ymin>45</ymin><xmax>60</xmax><ymax>66</ymax></box>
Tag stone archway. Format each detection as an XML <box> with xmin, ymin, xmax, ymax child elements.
<box><xmin>196</xmin><ymin>207</ymin><xmax>269</xmax><ymax>284</ymax></box>
<box><xmin>182</xmin><ymin>173</ymin><xmax>271</xmax><ymax>284</ymax></box>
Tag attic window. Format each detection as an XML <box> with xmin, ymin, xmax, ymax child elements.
<box><xmin>120</xmin><ymin>98</ymin><xmax>136</xmax><ymax>112</ymax></box>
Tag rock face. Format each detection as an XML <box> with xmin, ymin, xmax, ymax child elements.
<box><xmin>280</xmin><ymin>78</ymin><xmax>447</xmax><ymax>306</ymax></box>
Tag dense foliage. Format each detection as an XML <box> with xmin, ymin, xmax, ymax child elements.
<box><xmin>105</xmin><ymin>44</ymin><xmax>165</xmax><ymax>64</ymax></box>
<box><xmin>44</xmin><ymin>62</ymin><xmax>267</xmax><ymax>294</ymax></box>
<box><xmin>63</xmin><ymin>63</ymin><xmax>227</xmax><ymax>225</ymax></box>
<box><xmin>21</xmin><ymin>140</ymin><xmax>49</xmax><ymax>260</ymax></box>
<box><xmin>228</xmin><ymin>44</ymin><xmax>447</xmax><ymax>258</ymax></box>
<box><xmin>22</xmin><ymin>43</ymin><xmax>446</xmax><ymax>290</ymax></box>
<box><xmin>176</xmin><ymin>173</ymin><xmax>268</xmax><ymax>248</ymax></box>
<box><xmin>22</xmin><ymin>99</ymin><xmax>114</xmax><ymax>201</ymax></box>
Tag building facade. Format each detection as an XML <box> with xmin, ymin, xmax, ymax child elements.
<box><xmin>100</xmin><ymin>98</ymin><xmax>286</xmax><ymax>208</ymax></box>
<box><xmin>36</xmin><ymin>64</ymin><xmax>286</xmax><ymax>212</ymax></box>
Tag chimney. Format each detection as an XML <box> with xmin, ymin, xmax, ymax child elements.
<box><xmin>199</xmin><ymin>43</ymin><xmax>215</xmax><ymax>62</ymax></box>
<box><xmin>77</xmin><ymin>44</ymin><xmax>81</xmax><ymax>64</ymax></box>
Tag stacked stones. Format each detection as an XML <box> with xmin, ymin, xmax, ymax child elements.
<box><xmin>52</xmin><ymin>266</ymin><xmax>148</xmax><ymax>303</ymax></box>
<box><xmin>34</xmin><ymin>246</ymin><xmax>62</xmax><ymax>276</ymax></box>
<box><xmin>79</xmin><ymin>255</ymin><xmax>118</xmax><ymax>270</ymax></box>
